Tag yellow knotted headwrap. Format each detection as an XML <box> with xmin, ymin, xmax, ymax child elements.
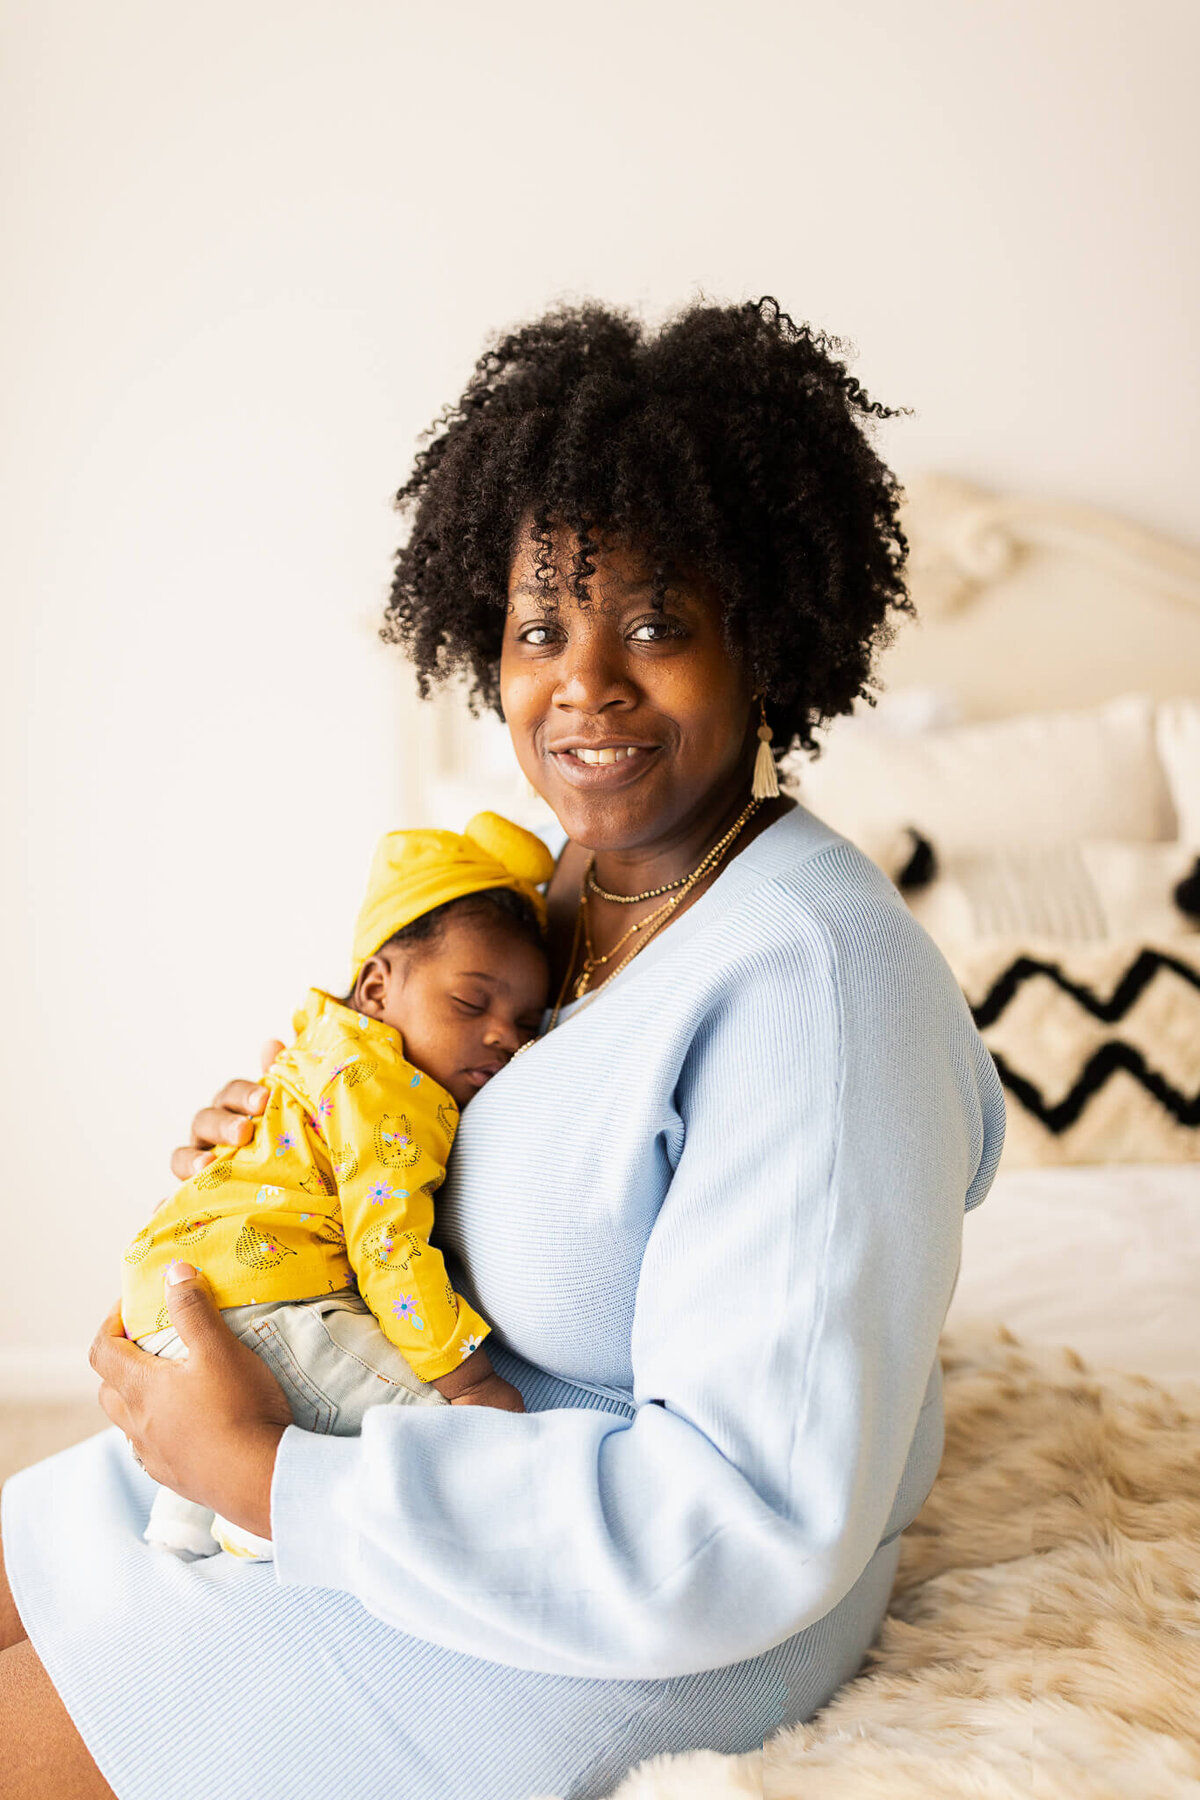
<box><xmin>350</xmin><ymin>811</ymin><xmax>556</xmax><ymax>978</ymax></box>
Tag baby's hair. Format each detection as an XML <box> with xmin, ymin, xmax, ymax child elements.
<box><xmin>345</xmin><ymin>888</ymin><xmax>546</xmax><ymax>1007</ymax></box>
<box><xmin>381</xmin><ymin>886</ymin><xmax>546</xmax><ymax>958</ymax></box>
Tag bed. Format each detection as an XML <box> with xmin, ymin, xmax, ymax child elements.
<box><xmin>476</xmin><ymin>473</ymin><xmax>1200</xmax><ymax>1798</ymax></box>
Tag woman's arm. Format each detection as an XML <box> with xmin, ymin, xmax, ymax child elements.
<box><xmin>264</xmin><ymin>898</ymin><xmax>1005</xmax><ymax>1680</ymax></box>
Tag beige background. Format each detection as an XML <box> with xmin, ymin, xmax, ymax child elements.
<box><xmin>2</xmin><ymin>0</ymin><xmax>1198</xmax><ymax>1387</ymax></box>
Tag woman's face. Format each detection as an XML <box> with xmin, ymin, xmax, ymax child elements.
<box><xmin>499</xmin><ymin>526</ymin><xmax>756</xmax><ymax>853</ymax></box>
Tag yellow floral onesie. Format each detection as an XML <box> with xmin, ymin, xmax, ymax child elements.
<box><xmin>121</xmin><ymin>990</ymin><xmax>489</xmax><ymax>1382</ymax></box>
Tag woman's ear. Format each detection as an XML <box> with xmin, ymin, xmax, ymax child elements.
<box><xmin>354</xmin><ymin>955</ymin><xmax>390</xmax><ymax>1018</ymax></box>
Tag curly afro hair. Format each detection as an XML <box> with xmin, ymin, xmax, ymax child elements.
<box><xmin>382</xmin><ymin>296</ymin><xmax>911</xmax><ymax>760</ymax></box>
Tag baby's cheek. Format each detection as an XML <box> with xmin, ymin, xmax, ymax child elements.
<box><xmin>419</xmin><ymin>1040</ymin><xmax>473</xmax><ymax>1108</ymax></box>
<box><xmin>389</xmin><ymin>1014</ymin><xmax>453</xmax><ymax>1092</ymax></box>
<box><xmin>433</xmin><ymin>1029</ymin><xmax>474</xmax><ymax>1084</ymax></box>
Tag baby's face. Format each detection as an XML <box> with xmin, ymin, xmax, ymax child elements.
<box><xmin>356</xmin><ymin>910</ymin><xmax>550</xmax><ymax>1109</ymax></box>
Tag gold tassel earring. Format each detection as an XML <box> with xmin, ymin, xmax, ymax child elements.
<box><xmin>752</xmin><ymin>697</ymin><xmax>780</xmax><ymax>800</ymax></box>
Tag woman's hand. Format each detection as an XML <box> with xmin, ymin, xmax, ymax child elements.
<box><xmin>170</xmin><ymin>1039</ymin><xmax>285</xmax><ymax>1181</ymax></box>
<box><xmin>91</xmin><ymin>1267</ymin><xmax>294</xmax><ymax>1538</ymax></box>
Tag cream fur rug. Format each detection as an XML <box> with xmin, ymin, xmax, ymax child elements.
<box><xmin>568</xmin><ymin>1327</ymin><xmax>1200</xmax><ymax>1800</ymax></box>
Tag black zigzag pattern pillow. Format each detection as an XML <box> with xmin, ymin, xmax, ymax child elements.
<box><xmin>950</xmin><ymin>940</ymin><xmax>1200</xmax><ymax>1167</ymax></box>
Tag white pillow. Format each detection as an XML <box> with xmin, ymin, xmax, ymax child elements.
<box><xmin>1157</xmin><ymin>698</ymin><xmax>1200</xmax><ymax>846</ymax></box>
<box><xmin>791</xmin><ymin>694</ymin><xmax>1176</xmax><ymax>853</ymax></box>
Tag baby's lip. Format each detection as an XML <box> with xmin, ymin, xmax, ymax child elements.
<box><xmin>462</xmin><ymin>1060</ymin><xmax>505</xmax><ymax>1089</ymax></box>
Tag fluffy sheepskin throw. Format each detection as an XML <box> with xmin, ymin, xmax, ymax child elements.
<box><xmin>569</xmin><ymin>1326</ymin><xmax>1200</xmax><ymax>1800</ymax></box>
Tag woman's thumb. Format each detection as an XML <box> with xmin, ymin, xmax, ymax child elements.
<box><xmin>164</xmin><ymin>1262</ymin><xmax>222</xmax><ymax>1348</ymax></box>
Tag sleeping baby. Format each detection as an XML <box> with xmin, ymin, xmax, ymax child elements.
<box><xmin>121</xmin><ymin>811</ymin><xmax>553</xmax><ymax>1561</ymax></box>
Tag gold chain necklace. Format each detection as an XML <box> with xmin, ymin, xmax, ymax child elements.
<box><xmin>586</xmin><ymin>864</ymin><xmax>691</xmax><ymax>905</ymax></box>
<box><xmin>512</xmin><ymin>794</ymin><xmax>762</xmax><ymax>1054</ymax></box>
<box><xmin>574</xmin><ymin>885</ymin><xmax>686</xmax><ymax>995</ymax></box>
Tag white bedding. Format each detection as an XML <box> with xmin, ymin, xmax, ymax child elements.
<box><xmin>948</xmin><ymin>1161</ymin><xmax>1200</xmax><ymax>1384</ymax></box>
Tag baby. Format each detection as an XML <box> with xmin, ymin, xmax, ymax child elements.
<box><xmin>121</xmin><ymin>811</ymin><xmax>553</xmax><ymax>1561</ymax></box>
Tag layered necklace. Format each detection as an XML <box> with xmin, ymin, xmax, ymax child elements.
<box><xmin>516</xmin><ymin>793</ymin><xmax>763</xmax><ymax>1050</ymax></box>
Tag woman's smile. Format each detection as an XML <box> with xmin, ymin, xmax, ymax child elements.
<box><xmin>545</xmin><ymin>739</ymin><xmax>662</xmax><ymax>787</ymax></box>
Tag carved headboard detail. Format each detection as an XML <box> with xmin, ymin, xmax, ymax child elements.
<box><xmin>888</xmin><ymin>474</ymin><xmax>1200</xmax><ymax>718</ymax></box>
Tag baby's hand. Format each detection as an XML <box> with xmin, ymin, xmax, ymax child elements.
<box><xmin>432</xmin><ymin>1347</ymin><xmax>525</xmax><ymax>1413</ymax></box>
<box><xmin>449</xmin><ymin>1371</ymin><xmax>526</xmax><ymax>1412</ymax></box>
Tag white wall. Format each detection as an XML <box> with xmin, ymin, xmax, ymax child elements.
<box><xmin>2</xmin><ymin>0</ymin><xmax>1197</xmax><ymax>1385</ymax></box>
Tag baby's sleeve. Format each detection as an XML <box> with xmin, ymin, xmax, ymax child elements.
<box><xmin>318</xmin><ymin>1049</ymin><xmax>490</xmax><ymax>1382</ymax></box>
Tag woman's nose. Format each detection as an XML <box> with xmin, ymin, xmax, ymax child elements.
<box><xmin>552</xmin><ymin>625</ymin><xmax>636</xmax><ymax>713</ymax></box>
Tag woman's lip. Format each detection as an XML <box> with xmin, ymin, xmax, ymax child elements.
<box><xmin>547</xmin><ymin>746</ymin><xmax>661</xmax><ymax>789</ymax></box>
<box><xmin>547</xmin><ymin>738</ymin><xmax>661</xmax><ymax>752</ymax></box>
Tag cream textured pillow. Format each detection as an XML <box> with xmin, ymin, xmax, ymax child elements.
<box><xmin>905</xmin><ymin>840</ymin><xmax>1199</xmax><ymax>948</ymax></box>
<box><xmin>792</xmin><ymin>694</ymin><xmax>1176</xmax><ymax>853</ymax></box>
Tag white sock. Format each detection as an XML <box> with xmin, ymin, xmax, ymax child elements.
<box><xmin>213</xmin><ymin>1515</ymin><xmax>275</xmax><ymax>1562</ymax></box>
<box><xmin>145</xmin><ymin>1487</ymin><xmax>220</xmax><ymax>1559</ymax></box>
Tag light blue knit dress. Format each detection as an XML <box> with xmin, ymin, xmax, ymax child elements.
<box><xmin>3</xmin><ymin>807</ymin><xmax>1004</xmax><ymax>1800</ymax></box>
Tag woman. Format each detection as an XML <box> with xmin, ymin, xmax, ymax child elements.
<box><xmin>0</xmin><ymin>297</ymin><xmax>1004</xmax><ymax>1799</ymax></box>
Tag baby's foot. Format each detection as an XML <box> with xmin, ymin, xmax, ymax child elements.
<box><xmin>212</xmin><ymin>1515</ymin><xmax>275</xmax><ymax>1561</ymax></box>
<box><xmin>144</xmin><ymin>1489</ymin><xmax>220</xmax><ymax>1559</ymax></box>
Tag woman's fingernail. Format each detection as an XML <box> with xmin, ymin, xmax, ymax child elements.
<box><xmin>165</xmin><ymin>1261</ymin><xmax>196</xmax><ymax>1285</ymax></box>
<box><xmin>249</xmin><ymin>1087</ymin><xmax>268</xmax><ymax>1111</ymax></box>
<box><xmin>227</xmin><ymin>1119</ymin><xmax>248</xmax><ymax>1145</ymax></box>
<box><xmin>193</xmin><ymin>1151</ymin><xmax>214</xmax><ymax>1174</ymax></box>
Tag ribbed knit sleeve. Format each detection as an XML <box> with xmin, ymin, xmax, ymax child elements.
<box><xmin>269</xmin><ymin>848</ymin><xmax>1004</xmax><ymax>1680</ymax></box>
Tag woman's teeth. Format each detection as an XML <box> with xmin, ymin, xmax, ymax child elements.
<box><xmin>570</xmin><ymin>746</ymin><xmax>644</xmax><ymax>765</ymax></box>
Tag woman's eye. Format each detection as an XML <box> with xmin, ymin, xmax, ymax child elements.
<box><xmin>518</xmin><ymin>623</ymin><xmax>560</xmax><ymax>647</ymax></box>
<box><xmin>628</xmin><ymin>617</ymin><xmax>685</xmax><ymax>643</ymax></box>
